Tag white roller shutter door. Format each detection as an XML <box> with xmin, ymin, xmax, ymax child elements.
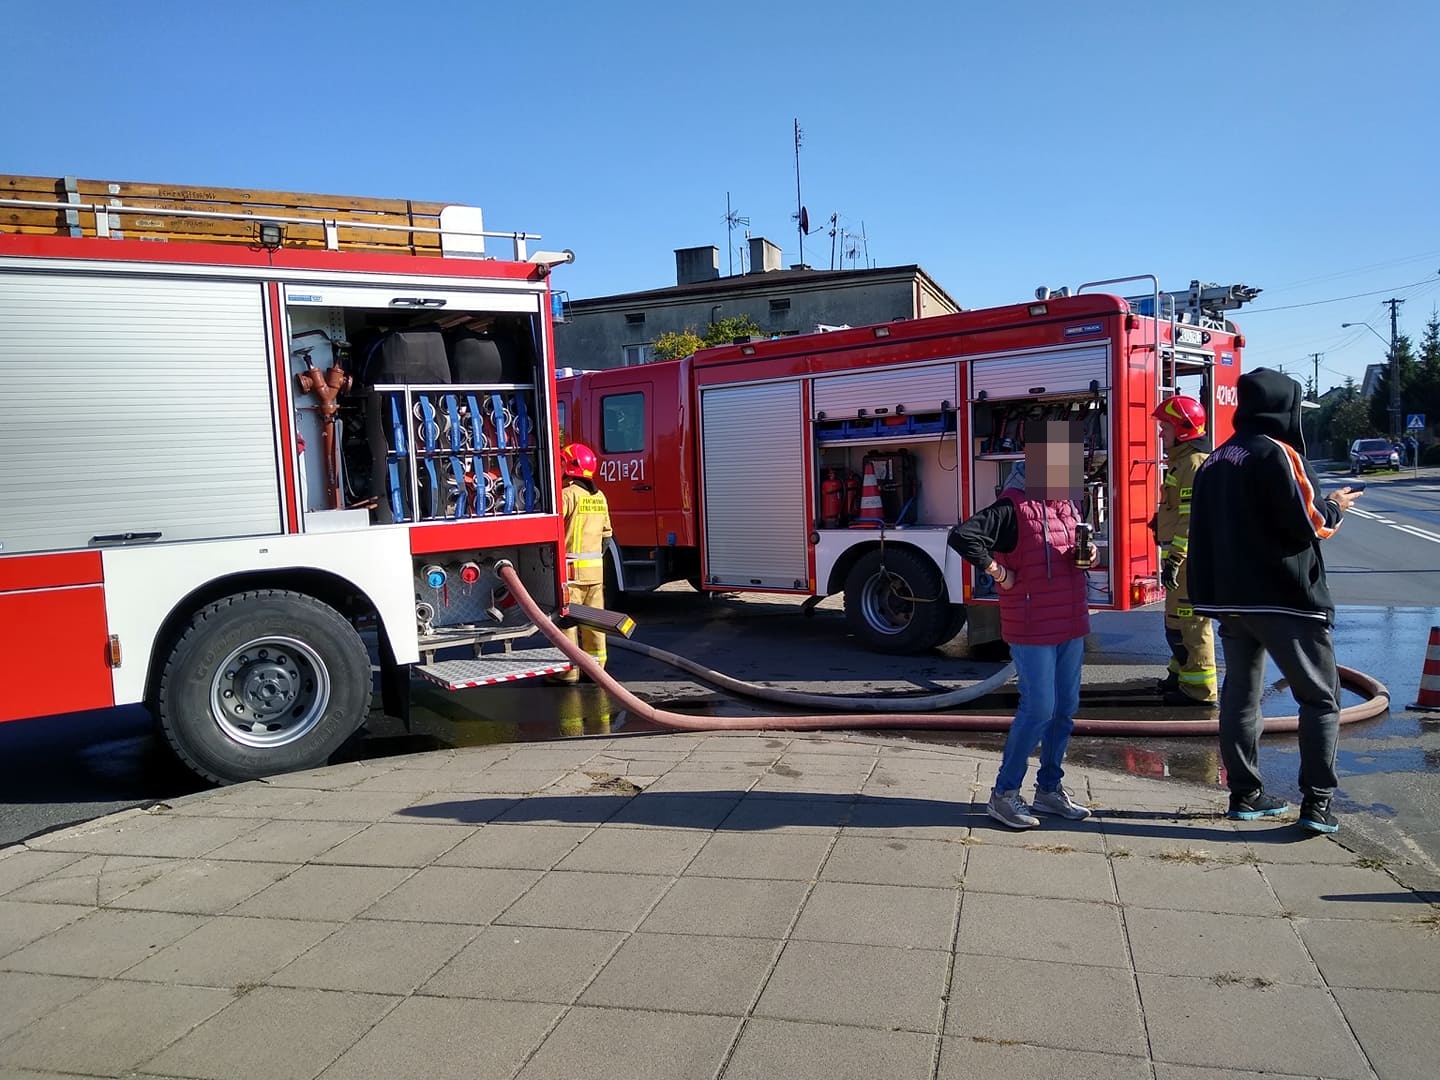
<box><xmin>701</xmin><ymin>382</ymin><xmax>809</xmax><ymax>590</ymax></box>
<box><xmin>971</xmin><ymin>345</ymin><xmax>1109</xmax><ymax>399</ymax></box>
<box><xmin>812</xmin><ymin>363</ymin><xmax>958</xmax><ymax>419</ymax></box>
<box><xmin>0</xmin><ymin>272</ymin><xmax>282</xmax><ymax>554</ymax></box>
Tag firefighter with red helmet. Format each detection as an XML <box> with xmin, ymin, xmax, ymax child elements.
<box><xmin>1152</xmin><ymin>395</ymin><xmax>1217</xmax><ymax>705</ymax></box>
<box><xmin>550</xmin><ymin>443</ymin><xmax>614</xmax><ymax>684</ymax></box>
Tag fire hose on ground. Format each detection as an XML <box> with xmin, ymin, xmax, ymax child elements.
<box><xmin>496</xmin><ymin>564</ymin><xmax>1390</xmax><ymax>736</ymax></box>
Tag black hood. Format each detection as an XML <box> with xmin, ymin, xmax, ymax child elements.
<box><xmin>1234</xmin><ymin>367</ymin><xmax>1303</xmax><ymax>449</ymax></box>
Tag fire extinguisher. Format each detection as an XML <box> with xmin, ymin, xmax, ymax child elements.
<box><xmin>821</xmin><ymin>469</ymin><xmax>843</xmax><ymax>527</ymax></box>
<box><xmin>844</xmin><ymin>469</ymin><xmax>861</xmax><ymax>523</ymax></box>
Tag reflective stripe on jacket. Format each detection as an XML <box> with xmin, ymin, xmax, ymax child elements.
<box><xmin>562</xmin><ymin>481</ymin><xmax>613</xmax><ymax>583</ymax></box>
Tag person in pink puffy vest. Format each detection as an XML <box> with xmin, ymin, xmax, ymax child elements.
<box><xmin>949</xmin><ymin>420</ymin><xmax>1093</xmax><ymax>829</ymax></box>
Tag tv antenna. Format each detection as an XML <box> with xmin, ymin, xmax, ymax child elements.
<box><xmin>827</xmin><ymin>212</ymin><xmax>840</xmax><ymax>270</ymax></box>
<box><xmin>791</xmin><ymin>118</ymin><xmax>816</xmax><ymax>267</ymax></box>
<box><xmin>723</xmin><ymin>192</ymin><xmax>749</xmax><ymax>277</ymax></box>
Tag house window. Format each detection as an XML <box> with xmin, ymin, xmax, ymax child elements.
<box><xmin>769</xmin><ymin>297</ymin><xmax>791</xmax><ymax>312</ymax></box>
<box><xmin>625</xmin><ymin>312</ymin><xmax>646</xmax><ymax>325</ymax></box>
<box><xmin>622</xmin><ymin>343</ymin><xmax>652</xmax><ymax>366</ymax></box>
<box><xmin>602</xmin><ymin>392</ymin><xmax>645</xmax><ymax>453</ymax></box>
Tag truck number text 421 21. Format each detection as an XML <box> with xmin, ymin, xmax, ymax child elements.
<box><xmin>599</xmin><ymin>458</ymin><xmax>646</xmax><ymax>483</ymax></box>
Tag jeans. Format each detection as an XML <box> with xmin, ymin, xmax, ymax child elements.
<box><xmin>994</xmin><ymin>636</ymin><xmax>1085</xmax><ymax>793</ymax></box>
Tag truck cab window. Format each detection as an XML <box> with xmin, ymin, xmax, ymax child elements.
<box><xmin>602</xmin><ymin>392</ymin><xmax>645</xmax><ymax>453</ymax></box>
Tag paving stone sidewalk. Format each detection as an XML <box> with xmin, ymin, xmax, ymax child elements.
<box><xmin>2</xmin><ymin>732</ymin><xmax>1438</xmax><ymax>1080</ymax></box>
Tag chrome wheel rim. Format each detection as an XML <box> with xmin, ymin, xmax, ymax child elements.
<box><xmin>208</xmin><ymin>636</ymin><xmax>330</xmax><ymax>748</ymax></box>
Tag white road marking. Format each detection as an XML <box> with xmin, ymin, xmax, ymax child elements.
<box><xmin>1346</xmin><ymin>506</ymin><xmax>1440</xmax><ymax>544</ymax></box>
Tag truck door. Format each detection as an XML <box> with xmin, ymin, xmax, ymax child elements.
<box><xmin>595</xmin><ymin>381</ymin><xmax>657</xmax><ymax>547</ymax></box>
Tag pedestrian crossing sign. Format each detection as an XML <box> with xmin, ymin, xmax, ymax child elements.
<box><xmin>1407</xmin><ymin>413</ymin><xmax>1425</xmax><ymax>430</ymax></box>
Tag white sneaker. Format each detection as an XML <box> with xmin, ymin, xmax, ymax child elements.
<box><xmin>987</xmin><ymin>789</ymin><xmax>1040</xmax><ymax>829</ymax></box>
<box><xmin>1032</xmin><ymin>785</ymin><xmax>1092</xmax><ymax>820</ymax></box>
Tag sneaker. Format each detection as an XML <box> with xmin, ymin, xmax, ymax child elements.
<box><xmin>987</xmin><ymin>789</ymin><xmax>1040</xmax><ymax>829</ymax></box>
<box><xmin>1298</xmin><ymin>795</ymin><xmax>1339</xmax><ymax>835</ymax></box>
<box><xmin>1227</xmin><ymin>790</ymin><xmax>1289</xmax><ymax>820</ymax></box>
<box><xmin>1032</xmin><ymin>785</ymin><xmax>1092</xmax><ymax>820</ymax></box>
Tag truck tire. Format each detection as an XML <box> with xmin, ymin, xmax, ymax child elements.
<box><xmin>155</xmin><ymin>590</ymin><xmax>372</xmax><ymax>784</ymax></box>
<box><xmin>843</xmin><ymin>548</ymin><xmax>951</xmax><ymax>654</ymax></box>
<box><xmin>942</xmin><ymin>604</ymin><xmax>968</xmax><ymax>643</ymax></box>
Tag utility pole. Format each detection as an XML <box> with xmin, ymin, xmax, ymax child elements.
<box><xmin>1309</xmin><ymin>353</ymin><xmax>1322</xmax><ymax>400</ymax></box>
<box><xmin>1384</xmin><ymin>298</ymin><xmax>1404</xmax><ymax>438</ymax></box>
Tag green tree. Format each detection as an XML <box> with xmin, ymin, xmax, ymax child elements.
<box><xmin>651</xmin><ymin>314</ymin><xmax>765</xmax><ymax>362</ymax></box>
<box><xmin>1366</xmin><ymin>333</ymin><xmax>1417</xmax><ymax>434</ymax></box>
<box><xmin>1414</xmin><ymin>310</ymin><xmax>1440</xmax><ymax>439</ymax></box>
<box><xmin>701</xmin><ymin>314</ymin><xmax>763</xmax><ymax>348</ymax></box>
<box><xmin>652</xmin><ymin>327</ymin><xmax>703</xmax><ymax>362</ymax></box>
<box><xmin>1328</xmin><ymin>394</ymin><xmax>1374</xmax><ymax>460</ymax></box>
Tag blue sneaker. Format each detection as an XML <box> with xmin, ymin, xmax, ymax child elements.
<box><xmin>1298</xmin><ymin>796</ymin><xmax>1339</xmax><ymax>835</ymax></box>
<box><xmin>1227</xmin><ymin>790</ymin><xmax>1288</xmax><ymax>820</ymax></box>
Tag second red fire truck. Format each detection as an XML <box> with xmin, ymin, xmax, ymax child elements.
<box><xmin>557</xmin><ymin>278</ymin><xmax>1258</xmax><ymax>653</ymax></box>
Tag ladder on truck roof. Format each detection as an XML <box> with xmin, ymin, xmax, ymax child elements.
<box><xmin>0</xmin><ymin>174</ymin><xmax>544</xmax><ymax>261</ymax></box>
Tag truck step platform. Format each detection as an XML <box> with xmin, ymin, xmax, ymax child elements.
<box><xmin>414</xmin><ymin>649</ymin><xmax>573</xmax><ymax>690</ymax></box>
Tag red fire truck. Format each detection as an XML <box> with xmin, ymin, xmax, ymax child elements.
<box><xmin>556</xmin><ymin>277</ymin><xmax>1257</xmax><ymax>653</ymax></box>
<box><xmin>0</xmin><ymin>175</ymin><xmax>578</xmax><ymax>782</ymax></box>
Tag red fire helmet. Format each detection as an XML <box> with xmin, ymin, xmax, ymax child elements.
<box><xmin>561</xmin><ymin>442</ymin><xmax>598</xmax><ymax>479</ymax></box>
<box><xmin>1152</xmin><ymin>395</ymin><xmax>1206</xmax><ymax>442</ymax></box>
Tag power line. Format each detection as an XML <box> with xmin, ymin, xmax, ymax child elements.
<box><xmin>1241</xmin><ymin>275</ymin><xmax>1438</xmax><ymax>314</ymax></box>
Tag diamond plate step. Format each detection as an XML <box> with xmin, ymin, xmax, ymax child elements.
<box><xmin>414</xmin><ymin>648</ymin><xmax>573</xmax><ymax>689</ymax></box>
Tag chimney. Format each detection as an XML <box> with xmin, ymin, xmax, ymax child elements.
<box><xmin>747</xmin><ymin>237</ymin><xmax>783</xmax><ymax>274</ymax></box>
<box><xmin>675</xmin><ymin>245</ymin><xmax>720</xmax><ymax>285</ymax></box>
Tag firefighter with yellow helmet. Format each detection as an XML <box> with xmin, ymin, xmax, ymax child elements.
<box><xmin>549</xmin><ymin>443</ymin><xmax>613</xmax><ymax>684</ymax></box>
<box><xmin>1152</xmin><ymin>395</ymin><xmax>1217</xmax><ymax>706</ymax></box>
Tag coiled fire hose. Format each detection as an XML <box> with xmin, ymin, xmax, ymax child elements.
<box><xmin>495</xmin><ymin>564</ymin><xmax>1390</xmax><ymax>736</ymax></box>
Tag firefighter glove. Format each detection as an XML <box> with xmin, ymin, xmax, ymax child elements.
<box><xmin>1160</xmin><ymin>557</ymin><xmax>1183</xmax><ymax>592</ymax></box>
<box><xmin>1147</xmin><ymin>513</ymin><xmax>1158</xmax><ymax>542</ymax></box>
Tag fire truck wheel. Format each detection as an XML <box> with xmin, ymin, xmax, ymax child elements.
<box><xmin>943</xmin><ymin>604</ymin><xmax>969</xmax><ymax>643</ymax></box>
<box><xmin>156</xmin><ymin>590</ymin><xmax>372</xmax><ymax>784</ymax></box>
<box><xmin>843</xmin><ymin>548</ymin><xmax>951</xmax><ymax>654</ymax></box>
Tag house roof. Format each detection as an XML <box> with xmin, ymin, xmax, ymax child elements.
<box><xmin>566</xmin><ymin>263</ymin><xmax>960</xmax><ymax>312</ymax></box>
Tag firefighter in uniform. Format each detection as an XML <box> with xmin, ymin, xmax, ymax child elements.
<box><xmin>548</xmin><ymin>443</ymin><xmax>613</xmax><ymax>684</ymax></box>
<box><xmin>1152</xmin><ymin>396</ymin><xmax>1217</xmax><ymax>705</ymax></box>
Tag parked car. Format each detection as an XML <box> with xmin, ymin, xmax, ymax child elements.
<box><xmin>1350</xmin><ymin>438</ymin><xmax>1401</xmax><ymax>474</ymax></box>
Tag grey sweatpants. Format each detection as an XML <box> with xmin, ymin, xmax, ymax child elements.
<box><xmin>1216</xmin><ymin>613</ymin><xmax>1340</xmax><ymax>798</ymax></box>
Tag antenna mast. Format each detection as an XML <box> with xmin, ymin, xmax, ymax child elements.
<box><xmin>723</xmin><ymin>192</ymin><xmax>749</xmax><ymax>277</ymax></box>
<box><xmin>793</xmin><ymin>118</ymin><xmax>804</xmax><ymax>267</ymax></box>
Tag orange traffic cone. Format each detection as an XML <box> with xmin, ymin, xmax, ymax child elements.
<box><xmin>1412</xmin><ymin>626</ymin><xmax>1440</xmax><ymax>712</ymax></box>
<box><xmin>849</xmin><ymin>461</ymin><xmax>885</xmax><ymax>528</ymax></box>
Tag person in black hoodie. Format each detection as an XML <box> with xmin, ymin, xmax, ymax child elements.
<box><xmin>1188</xmin><ymin>368</ymin><xmax>1362</xmax><ymax>834</ymax></box>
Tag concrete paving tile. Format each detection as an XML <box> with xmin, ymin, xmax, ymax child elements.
<box><xmin>27</xmin><ymin>815</ymin><xmax>261</xmax><ymax>858</ymax></box>
<box><xmin>1098</xmin><ymin>822</ymin><xmax>1243</xmax><ymax>860</ymax></box>
<box><xmin>974</xmin><ymin>817</ymin><xmax>1107</xmax><ymax>852</ymax></box>
<box><xmin>123</xmin><ymin>915</ymin><xmax>339</xmax><ymax>987</ymax></box>
<box><xmin>437</xmin><ymin>824</ymin><xmax>593</xmax><ymax>869</ymax></box>
<box><xmin>793</xmin><ymin>881</ymin><xmax>956</xmax><ymax>949</ymax></box>
<box><xmin>946</xmin><ymin>954</ymin><xmax>1145</xmax><ymax>1055</ymax></box>
<box><xmin>231</xmin><ymin>865</ymin><xmax>413</xmax><ymax>921</ymax></box>
<box><xmin>0</xmin><ymin>851</ymin><xmax>84</xmax><ymax>898</ymax></box>
<box><xmin>106</xmin><ymin>859</ymin><xmax>297</xmax><ymax>914</ymax></box>
<box><xmin>961</xmin><ymin>842</ymin><xmax>1115</xmax><ymax>902</ymax></box>
<box><xmin>956</xmin><ymin>891</ymin><xmax>1128</xmax><ymax>968</ymax></box>
<box><xmin>253</xmin><ymin>762</ymin><xmax>379</xmax><ymax>789</ymax></box>
<box><xmin>2</xmin><ymin>854</ymin><xmax>177</xmax><ymax>906</ymax></box>
<box><xmin>773</xmin><ymin>751</ymin><xmax>880</xmax><ymax>774</ymax></box>
<box><xmin>446</xmin><ymin>769</ymin><xmax>567</xmax><ymax>794</ymax></box>
<box><xmin>724</xmin><ymin>1017</ymin><xmax>934</xmax><ymax>1080</ymax></box>
<box><xmin>269</xmin><ymin>918</ymin><xmax>474</xmax><ymax>994</ymax></box>
<box><xmin>1334</xmin><ymin>987</ymin><xmax>1440</xmax><ymax>1080</ymax></box>
<box><xmin>819</xmin><ymin>834</ymin><xmax>968</xmax><ymax>887</ymax></box>
<box><xmin>343</xmin><ymin>768</ymin><xmax>465</xmax><ymax>793</ymax></box>
<box><xmin>580</xmin><ymin>932</ymin><xmax>779</xmax><ymax>1015</ymax></box>
<box><xmin>1152</xmin><ymin>1066</ymin><xmax>1336</xmax><ymax>1080</ymax></box>
<box><xmin>1240</xmin><ymin>831</ymin><xmax>1359</xmax><ymax>865</ymax></box>
<box><xmin>387</xmin><ymin>792</ymin><xmax>519</xmax><ymax>824</ymax></box>
<box><xmin>1295</xmin><ymin>917</ymin><xmax>1440</xmax><ymax>990</ymax></box>
<box><xmin>0</xmin><ymin>979</ymin><xmax>231</xmax><ymax>1076</ymax></box>
<box><xmin>756</xmin><ymin>940</ymin><xmax>948</xmax><ymax>1031</ymax></box>
<box><xmin>422</xmin><ymin>925</ymin><xmax>623</xmax><ymax>1002</ymax></box>
<box><xmin>1138</xmin><ymin>973</ymin><xmax>1371</xmax><ymax>1078</ymax></box>
<box><xmin>513</xmin><ymin>1005</ymin><xmax>738</xmax><ymax>1080</ymax></box>
<box><xmin>358</xmin><ymin>865</ymin><xmax>540</xmax><ymax>924</ymax></box>
<box><xmin>939</xmin><ymin>1037</ymin><xmax>1151</xmax><ymax>1080</ymax></box>
<box><xmin>751</xmin><ymin>770</ymin><xmax>869</xmax><ymax>796</ymax></box>
<box><xmin>554</xmin><ymin>826</ymin><xmax>708</xmax><ymax>875</ymax></box>
<box><xmin>0</xmin><ymin>909</ymin><xmax>204</xmax><ymax>977</ymax></box>
<box><xmin>1262</xmin><ymin>862</ymin><xmax>1432</xmax><ymax>920</ymax></box>
<box><xmin>0</xmin><ymin>972</ymin><xmax>97</xmax><ymax>1043</ymax></box>
<box><xmin>0</xmin><ymin>902</ymin><xmax>91</xmax><ymax>961</ymax></box>
<box><xmin>1126</xmin><ymin>907</ymin><xmax>1320</xmax><ymax>986</ymax></box>
<box><xmin>639</xmin><ymin>877</ymin><xmax>808</xmax><ymax>938</ymax></box>
<box><xmin>274</xmin><ymin>789</ymin><xmax>429</xmax><ymax>821</ymax></box>
<box><xmin>1113</xmin><ymin>858</ymin><xmax>1281</xmax><ymax>915</ymax></box>
<box><xmin>607</xmin><ymin>793</ymin><xmax>743</xmax><ymax>830</ymax></box>
<box><xmin>843</xmin><ymin>797</ymin><xmax>975</xmax><ymax>840</ymax></box>
<box><xmin>319</xmin><ymin>996</ymin><xmax>562</xmax><ymax>1080</ymax></box>
<box><xmin>496</xmin><ymin>794</ymin><xmax>634</xmax><ymax>825</ymax></box>
<box><xmin>203</xmin><ymin>819</ymin><xmax>369</xmax><ymax>863</ymax></box>
<box><xmin>639</xmin><ymin>770</ymin><xmax>757</xmax><ymax>793</ymax></box>
<box><xmin>310</xmin><ymin>822</ymin><xmax>474</xmax><ymax>867</ymax></box>
<box><xmin>495</xmin><ymin>871</ymin><xmax>674</xmax><ymax>932</ymax></box>
<box><xmin>717</xmin><ymin>796</ymin><xmax>851</xmax><ymax>833</ymax></box>
<box><xmin>684</xmin><ymin>831</ymin><xmax>832</xmax><ymax>880</ymax></box>
<box><xmin>144</xmin><ymin>986</ymin><xmax>398</xmax><ymax>1080</ymax></box>
<box><xmin>498</xmin><ymin>747</ymin><xmax>602</xmax><ymax>769</ymax></box>
<box><xmin>167</xmin><ymin>784</ymin><xmax>319</xmax><ymax>818</ymax></box>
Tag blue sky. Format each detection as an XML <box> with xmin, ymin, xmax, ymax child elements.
<box><xmin>3</xmin><ymin>1</ymin><xmax>1436</xmax><ymax>390</ymax></box>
